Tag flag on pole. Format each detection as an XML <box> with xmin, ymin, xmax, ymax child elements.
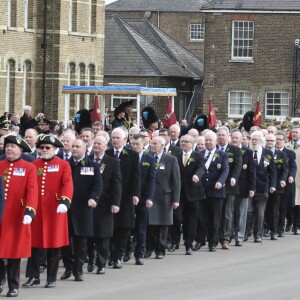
<box><xmin>91</xmin><ymin>95</ymin><xmax>101</xmax><ymax>122</ymax></box>
<box><xmin>208</xmin><ymin>99</ymin><xmax>217</xmax><ymax>129</ymax></box>
<box><xmin>252</xmin><ymin>98</ymin><xmax>262</xmax><ymax>126</ymax></box>
<box><xmin>163</xmin><ymin>97</ymin><xmax>177</xmax><ymax>128</ymax></box>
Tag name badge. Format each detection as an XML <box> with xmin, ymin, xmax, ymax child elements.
<box><xmin>160</xmin><ymin>162</ymin><xmax>165</xmax><ymax>170</ymax></box>
<box><xmin>48</xmin><ymin>165</ymin><xmax>60</xmax><ymax>172</ymax></box>
<box><xmin>13</xmin><ymin>168</ymin><xmax>26</xmax><ymax>176</ymax></box>
<box><xmin>80</xmin><ymin>167</ymin><xmax>94</xmax><ymax>175</ymax></box>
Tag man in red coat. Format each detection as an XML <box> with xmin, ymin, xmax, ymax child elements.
<box><xmin>23</xmin><ymin>134</ymin><xmax>73</xmax><ymax>289</ymax></box>
<box><xmin>0</xmin><ymin>135</ymin><xmax>38</xmax><ymax>297</ymax></box>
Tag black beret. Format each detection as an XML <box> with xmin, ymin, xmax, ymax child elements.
<box><xmin>36</xmin><ymin>134</ymin><xmax>64</xmax><ymax>148</ymax></box>
<box><xmin>4</xmin><ymin>134</ymin><xmax>31</xmax><ymax>152</ymax></box>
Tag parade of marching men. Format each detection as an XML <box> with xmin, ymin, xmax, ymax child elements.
<box><xmin>1</xmin><ymin>0</ymin><xmax>300</xmax><ymax>298</ymax></box>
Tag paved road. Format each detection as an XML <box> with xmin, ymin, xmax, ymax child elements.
<box><xmin>1</xmin><ymin>233</ymin><xmax>300</xmax><ymax>300</ymax></box>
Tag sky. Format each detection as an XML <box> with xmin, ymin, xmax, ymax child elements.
<box><xmin>105</xmin><ymin>0</ymin><xmax>117</xmax><ymax>4</ymax></box>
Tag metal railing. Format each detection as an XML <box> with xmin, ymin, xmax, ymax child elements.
<box><xmin>184</xmin><ymin>85</ymin><xmax>204</xmax><ymax>123</ymax></box>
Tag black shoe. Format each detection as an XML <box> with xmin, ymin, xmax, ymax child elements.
<box><xmin>285</xmin><ymin>225</ymin><xmax>292</xmax><ymax>232</ymax></box>
<box><xmin>123</xmin><ymin>252</ymin><xmax>131</xmax><ymax>262</ymax></box>
<box><xmin>167</xmin><ymin>244</ymin><xmax>177</xmax><ymax>252</ymax></box>
<box><xmin>39</xmin><ymin>265</ymin><xmax>46</xmax><ymax>273</ymax></box>
<box><xmin>278</xmin><ymin>232</ymin><xmax>285</xmax><ymax>237</ymax></box>
<box><xmin>96</xmin><ymin>267</ymin><xmax>106</xmax><ymax>274</ymax></box>
<box><xmin>45</xmin><ymin>281</ymin><xmax>56</xmax><ymax>288</ymax></box>
<box><xmin>254</xmin><ymin>237</ymin><xmax>262</xmax><ymax>243</ymax></box>
<box><xmin>243</xmin><ymin>236</ymin><xmax>248</xmax><ymax>242</ymax></box>
<box><xmin>60</xmin><ymin>270</ymin><xmax>72</xmax><ymax>280</ymax></box>
<box><xmin>155</xmin><ymin>253</ymin><xmax>164</xmax><ymax>259</ymax></box>
<box><xmin>6</xmin><ymin>289</ymin><xmax>18</xmax><ymax>297</ymax></box>
<box><xmin>209</xmin><ymin>247</ymin><xmax>216</xmax><ymax>252</ymax></box>
<box><xmin>0</xmin><ymin>284</ymin><xmax>2</xmax><ymax>294</ymax></box>
<box><xmin>294</xmin><ymin>229</ymin><xmax>300</xmax><ymax>235</ymax></box>
<box><xmin>193</xmin><ymin>242</ymin><xmax>204</xmax><ymax>251</ymax></box>
<box><xmin>271</xmin><ymin>235</ymin><xmax>278</xmax><ymax>240</ymax></box>
<box><xmin>186</xmin><ymin>248</ymin><xmax>193</xmax><ymax>255</ymax></box>
<box><xmin>74</xmin><ymin>275</ymin><xmax>84</xmax><ymax>282</ymax></box>
<box><xmin>87</xmin><ymin>262</ymin><xmax>95</xmax><ymax>273</ymax></box>
<box><xmin>107</xmin><ymin>259</ymin><xmax>113</xmax><ymax>266</ymax></box>
<box><xmin>113</xmin><ymin>259</ymin><xmax>122</xmax><ymax>269</ymax></box>
<box><xmin>263</xmin><ymin>229</ymin><xmax>270</xmax><ymax>237</ymax></box>
<box><xmin>235</xmin><ymin>241</ymin><xmax>243</xmax><ymax>246</ymax></box>
<box><xmin>144</xmin><ymin>251</ymin><xmax>152</xmax><ymax>258</ymax></box>
<box><xmin>22</xmin><ymin>277</ymin><xmax>40</xmax><ymax>287</ymax></box>
<box><xmin>135</xmin><ymin>258</ymin><xmax>144</xmax><ymax>265</ymax></box>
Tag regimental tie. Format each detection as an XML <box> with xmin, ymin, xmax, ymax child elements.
<box><xmin>221</xmin><ymin>147</ymin><xmax>224</xmax><ymax>152</ymax></box>
<box><xmin>74</xmin><ymin>160</ymin><xmax>78</xmax><ymax>166</ymax></box>
<box><xmin>95</xmin><ymin>157</ymin><xmax>101</xmax><ymax>164</ymax></box>
<box><xmin>205</xmin><ymin>152</ymin><xmax>211</xmax><ymax>162</ymax></box>
<box><xmin>65</xmin><ymin>153</ymin><xmax>69</xmax><ymax>160</ymax></box>
<box><xmin>253</xmin><ymin>150</ymin><xmax>258</xmax><ymax>167</ymax></box>
<box><xmin>183</xmin><ymin>153</ymin><xmax>189</xmax><ymax>167</ymax></box>
<box><xmin>155</xmin><ymin>155</ymin><xmax>159</xmax><ymax>163</ymax></box>
<box><xmin>115</xmin><ymin>150</ymin><xmax>119</xmax><ymax>159</ymax></box>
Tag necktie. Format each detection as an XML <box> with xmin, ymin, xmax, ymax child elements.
<box><xmin>253</xmin><ymin>150</ymin><xmax>258</xmax><ymax>167</ymax></box>
<box><xmin>74</xmin><ymin>160</ymin><xmax>78</xmax><ymax>166</ymax></box>
<box><xmin>183</xmin><ymin>153</ymin><xmax>189</xmax><ymax>167</ymax></box>
<box><xmin>205</xmin><ymin>152</ymin><xmax>211</xmax><ymax>162</ymax></box>
<box><xmin>95</xmin><ymin>157</ymin><xmax>101</xmax><ymax>164</ymax></box>
<box><xmin>171</xmin><ymin>142</ymin><xmax>176</xmax><ymax>146</ymax></box>
<box><xmin>221</xmin><ymin>147</ymin><xmax>224</xmax><ymax>152</ymax></box>
<box><xmin>155</xmin><ymin>156</ymin><xmax>159</xmax><ymax>163</ymax></box>
<box><xmin>115</xmin><ymin>150</ymin><xmax>119</xmax><ymax>158</ymax></box>
<box><xmin>164</xmin><ymin>147</ymin><xmax>167</xmax><ymax>153</ymax></box>
<box><xmin>65</xmin><ymin>153</ymin><xmax>69</xmax><ymax>160</ymax></box>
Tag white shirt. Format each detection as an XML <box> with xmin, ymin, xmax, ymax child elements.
<box><xmin>87</xmin><ymin>145</ymin><xmax>93</xmax><ymax>156</ymax></box>
<box><xmin>154</xmin><ymin>151</ymin><xmax>163</xmax><ymax>163</ymax></box>
<box><xmin>253</xmin><ymin>146</ymin><xmax>263</xmax><ymax>164</ymax></box>
<box><xmin>205</xmin><ymin>148</ymin><xmax>216</xmax><ymax>170</ymax></box>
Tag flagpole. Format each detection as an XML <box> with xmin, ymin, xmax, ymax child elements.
<box><xmin>171</xmin><ymin>96</ymin><xmax>174</xmax><ymax>114</ymax></box>
<box><xmin>137</xmin><ymin>94</ymin><xmax>140</xmax><ymax>128</ymax></box>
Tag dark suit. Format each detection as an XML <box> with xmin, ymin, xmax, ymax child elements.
<box><xmin>106</xmin><ymin>147</ymin><xmax>140</xmax><ymax>262</ymax></box>
<box><xmin>171</xmin><ymin>151</ymin><xmax>205</xmax><ymax>250</ymax></box>
<box><xmin>147</xmin><ymin>153</ymin><xmax>180</xmax><ymax>256</ymax></box>
<box><xmin>265</xmin><ymin>150</ymin><xmax>288</xmax><ymax>236</ymax></box>
<box><xmin>134</xmin><ymin>153</ymin><xmax>156</xmax><ymax>259</ymax></box>
<box><xmin>234</xmin><ymin>146</ymin><xmax>256</xmax><ymax>244</ymax></box>
<box><xmin>92</xmin><ymin>154</ymin><xmax>122</xmax><ymax>269</ymax></box>
<box><xmin>167</xmin><ymin>145</ymin><xmax>183</xmax><ymax>156</ymax></box>
<box><xmin>252</xmin><ymin>147</ymin><xmax>277</xmax><ymax>239</ymax></box>
<box><xmin>61</xmin><ymin>157</ymin><xmax>102</xmax><ymax>277</ymax></box>
<box><xmin>20</xmin><ymin>114</ymin><xmax>38</xmax><ymax>137</ymax></box>
<box><xmin>198</xmin><ymin>149</ymin><xmax>229</xmax><ymax>250</ymax></box>
<box><xmin>218</xmin><ymin>144</ymin><xmax>242</xmax><ymax>245</ymax></box>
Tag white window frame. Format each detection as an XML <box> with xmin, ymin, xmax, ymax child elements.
<box><xmin>88</xmin><ymin>0</ymin><xmax>92</xmax><ymax>34</ymax></box>
<box><xmin>110</xmin><ymin>95</ymin><xmax>137</xmax><ymax>112</ymax></box>
<box><xmin>265</xmin><ymin>92</ymin><xmax>289</xmax><ymax>119</ymax></box>
<box><xmin>24</xmin><ymin>0</ymin><xmax>28</xmax><ymax>29</ymax></box>
<box><xmin>8</xmin><ymin>0</ymin><xmax>12</xmax><ymax>27</ymax></box>
<box><xmin>5</xmin><ymin>62</ymin><xmax>11</xmax><ymax>112</ymax></box>
<box><xmin>22</xmin><ymin>63</ymin><xmax>27</xmax><ymax>109</ymax></box>
<box><xmin>231</xmin><ymin>21</ymin><xmax>254</xmax><ymax>61</ymax></box>
<box><xmin>68</xmin><ymin>0</ymin><xmax>73</xmax><ymax>32</ymax></box>
<box><xmin>189</xmin><ymin>23</ymin><xmax>204</xmax><ymax>42</ymax></box>
<box><xmin>228</xmin><ymin>91</ymin><xmax>252</xmax><ymax>118</ymax></box>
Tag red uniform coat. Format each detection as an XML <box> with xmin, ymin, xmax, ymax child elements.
<box><xmin>31</xmin><ymin>157</ymin><xmax>73</xmax><ymax>248</ymax></box>
<box><xmin>0</xmin><ymin>159</ymin><xmax>38</xmax><ymax>258</ymax></box>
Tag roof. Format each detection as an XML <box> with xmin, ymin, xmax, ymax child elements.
<box><xmin>106</xmin><ymin>0</ymin><xmax>210</xmax><ymax>12</ymax></box>
<box><xmin>201</xmin><ymin>0</ymin><xmax>300</xmax><ymax>11</ymax></box>
<box><xmin>104</xmin><ymin>15</ymin><xmax>203</xmax><ymax>79</ymax></box>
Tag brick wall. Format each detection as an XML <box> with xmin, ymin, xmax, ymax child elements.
<box><xmin>202</xmin><ymin>13</ymin><xmax>299</xmax><ymax>121</ymax></box>
<box><xmin>0</xmin><ymin>0</ymin><xmax>105</xmax><ymax>121</ymax></box>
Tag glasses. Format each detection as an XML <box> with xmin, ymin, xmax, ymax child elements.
<box><xmin>276</xmin><ymin>138</ymin><xmax>284</xmax><ymax>140</ymax></box>
<box><xmin>180</xmin><ymin>140</ymin><xmax>192</xmax><ymax>143</ymax></box>
<box><xmin>39</xmin><ymin>146</ymin><xmax>52</xmax><ymax>150</ymax></box>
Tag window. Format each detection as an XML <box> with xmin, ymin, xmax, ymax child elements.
<box><xmin>6</xmin><ymin>59</ymin><xmax>16</xmax><ymax>112</ymax></box>
<box><xmin>89</xmin><ymin>0</ymin><xmax>97</xmax><ymax>34</ymax></box>
<box><xmin>69</xmin><ymin>0</ymin><xmax>78</xmax><ymax>32</ymax></box>
<box><xmin>22</xmin><ymin>60</ymin><xmax>32</xmax><ymax>108</ymax></box>
<box><xmin>231</xmin><ymin>21</ymin><xmax>254</xmax><ymax>60</ymax></box>
<box><xmin>265</xmin><ymin>92</ymin><xmax>289</xmax><ymax>118</ymax></box>
<box><xmin>68</xmin><ymin>62</ymin><xmax>76</xmax><ymax>117</ymax></box>
<box><xmin>228</xmin><ymin>91</ymin><xmax>252</xmax><ymax>117</ymax></box>
<box><xmin>24</xmin><ymin>0</ymin><xmax>33</xmax><ymax>29</ymax></box>
<box><xmin>110</xmin><ymin>95</ymin><xmax>137</xmax><ymax>111</ymax></box>
<box><xmin>190</xmin><ymin>23</ymin><xmax>204</xmax><ymax>41</ymax></box>
<box><xmin>8</xmin><ymin>0</ymin><xmax>17</xmax><ymax>27</ymax></box>
<box><xmin>86</xmin><ymin>64</ymin><xmax>95</xmax><ymax>108</ymax></box>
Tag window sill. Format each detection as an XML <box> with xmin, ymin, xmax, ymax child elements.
<box><xmin>68</xmin><ymin>31</ymin><xmax>97</xmax><ymax>38</ymax></box>
<box><xmin>7</xmin><ymin>26</ymin><xmax>18</xmax><ymax>32</ymax></box>
<box><xmin>229</xmin><ymin>59</ymin><xmax>254</xmax><ymax>63</ymax></box>
<box><xmin>189</xmin><ymin>39</ymin><xmax>204</xmax><ymax>43</ymax></box>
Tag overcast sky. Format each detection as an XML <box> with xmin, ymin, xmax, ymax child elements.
<box><xmin>105</xmin><ymin>0</ymin><xmax>117</xmax><ymax>4</ymax></box>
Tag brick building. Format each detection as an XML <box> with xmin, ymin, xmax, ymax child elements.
<box><xmin>0</xmin><ymin>0</ymin><xmax>105</xmax><ymax>121</ymax></box>
<box><xmin>103</xmin><ymin>15</ymin><xmax>203</xmax><ymax>121</ymax></box>
<box><xmin>200</xmin><ymin>0</ymin><xmax>300</xmax><ymax>120</ymax></box>
<box><xmin>106</xmin><ymin>0</ymin><xmax>209</xmax><ymax>61</ymax></box>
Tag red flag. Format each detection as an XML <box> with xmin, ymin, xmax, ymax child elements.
<box><xmin>90</xmin><ymin>95</ymin><xmax>101</xmax><ymax>122</ymax></box>
<box><xmin>208</xmin><ymin>99</ymin><xmax>217</xmax><ymax>129</ymax></box>
<box><xmin>252</xmin><ymin>99</ymin><xmax>262</xmax><ymax>126</ymax></box>
<box><xmin>163</xmin><ymin>97</ymin><xmax>177</xmax><ymax>128</ymax></box>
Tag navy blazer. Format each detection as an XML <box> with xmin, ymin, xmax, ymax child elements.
<box><xmin>273</xmin><ymin>150</ymin><xmax>289</xmax><ymax>193</ymax></box>
<box><xmin>238</xmin><ymin>146</ymin><xmax>256</xmax><ymax>198</ymax></box>
<box><xmin>255</xmin><ymin>148</ymin><xmax>277</xmax><ymax>194</ymax></box>
<box><xmin>140</xmin><ymin>153</ymin><xmax>156</xmax><ymax>203</ymax></box>
<box><xmin>201</xmin><ymin>149</ymin><xmax>229</xmax><ymax>199</ymax></box>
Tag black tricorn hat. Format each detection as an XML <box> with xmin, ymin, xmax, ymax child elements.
<box><xmin>36</xmin><ymin>134</ymin><xmax>64</xmax><ymax>148</ymax></box>
<box><xmin>142</xmin><ymin>107</ymin><xmax>159</xmax><ymax>129</ymax></box>
<box><xmin>4</xmin><ymin>134</ymin><xmax>31</xmax><ymax>152</ymax></box>
<box><xmin>242</xmin><ymin>111</ymin><xmax>254</xmax><ymax>132</ymax></box>
<box><xmin>119</xmin><ymin>100</ymin><xmax>133</xmax><ymax>110</ymax></box>
<box><xmin>38</xmin><ymin>118</ymin><xmax>53</xmax><ymax>126</ymax></box>
<box><xmin>0</xmin><ymin>122</ymin><xmax>11</xmax><ymax>130</ymax></box>
<box><xmin>194</xmin><ymin>114</ymin><xmax>209</xmax><ymax>132</ymax></box>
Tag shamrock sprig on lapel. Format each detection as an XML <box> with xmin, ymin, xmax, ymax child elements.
<box><xmin>38</xmin><ymin>168</ymin><xmax>44</xmax><ymax>176</ymax></box>
<box><xmin>122</xmin><ymin>149</ymin><xmax>129</xmax><ymax>155</ymax></box>
<box><xmin>100</xmin><ymin>163</ymin><xmax>106</xmax><ymax>173</ymax></box>
<box><xmin>212</xmin><ymin>153</ymin><xmax>219</xmax><ymax>161</ymax></box>
<box><xmin>187</xmin><ymin>157</ymin><xmax>195</xmax><ymax>165</ymax></box>
<box><xmin>81</xmin><ymin>160</ymin><xmax>86</xmax><ymax>166</ymax></box>
<box><xmin>142</xmin><ymin>162</ymin><xmax>150</xmax><ymax>167</ymax></box>
<box><xmin>241</xmin><ymin>149</ymin><xmax>246</xmax><ymax>156</ymax></box>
